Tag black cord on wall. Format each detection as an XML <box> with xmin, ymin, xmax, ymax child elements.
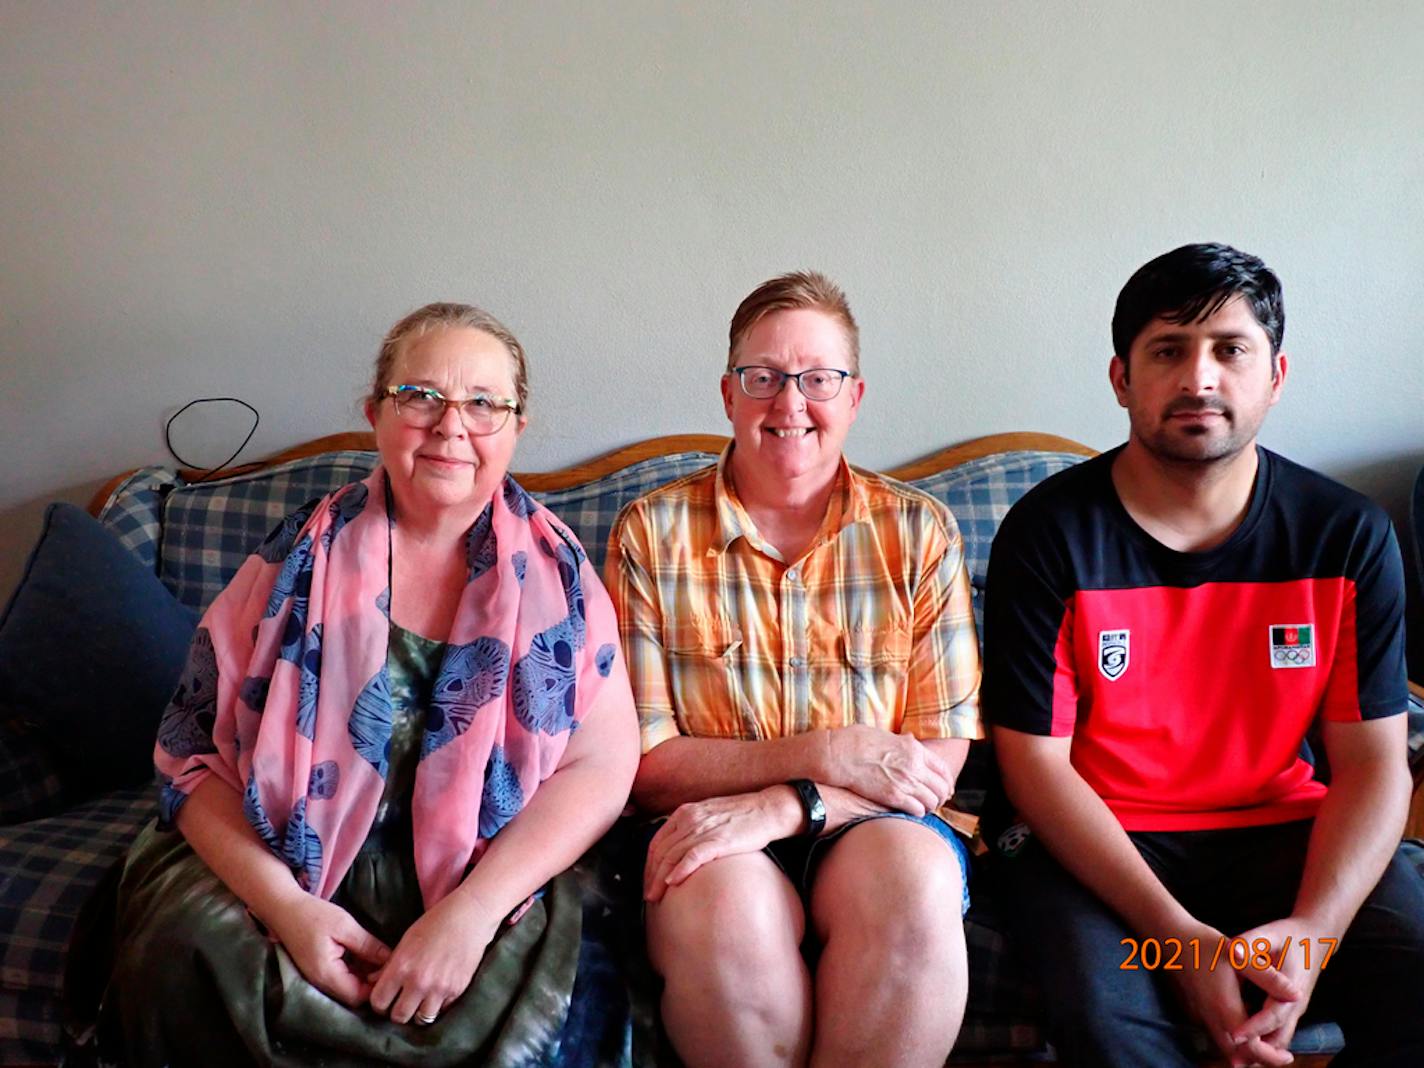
<box><xmin>163</xmin><ymin>397</ymin><xmax>260</xmax><ymax>483</ymax></box>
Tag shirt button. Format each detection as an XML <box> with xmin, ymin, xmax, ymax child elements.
<box><xmin>786</xmin><ymin>568</ymin><xmax>800</xmax><ymax>583</ymax></box>
<box><xmin>789</xmin><ymin>656</ymin><xmax>806</xmax><ymax>669</ymax></box>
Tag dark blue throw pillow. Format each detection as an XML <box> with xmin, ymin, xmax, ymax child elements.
<box><xmin>0</xmin><ymin>503</ymin><xmax>198</xmax><ymax>797</ymax></box>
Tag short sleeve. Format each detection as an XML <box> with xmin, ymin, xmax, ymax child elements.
<box><xmin>900</xmin><ymin>505</ymin><xmax>982</xmax><ymax>740</ymax></box>
<box><xmin>605</xmin><ymin>504</ymin><xmax>682</xmax><ymax>753</ymax></box>
<box><xmin>982</xmin><ymin>497</ymin><xmax>1079</xmax><ymax>736</ymax></box>
<box><xmin>1320</xmin><ymin>518</ymin><xmax>1408</xmax><ymax>722</ymax></box>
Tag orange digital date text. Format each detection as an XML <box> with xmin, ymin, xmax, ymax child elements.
<box><xmin>1119</xmin><ymin>936</ymin><xmax>1337</xmax><ymax>972</ymax></box>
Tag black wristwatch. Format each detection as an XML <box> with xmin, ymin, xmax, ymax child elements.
<box><xmin>788</xmin><ymin>779</ymin><xmax>826</xmax><ymax>838</ymax></box>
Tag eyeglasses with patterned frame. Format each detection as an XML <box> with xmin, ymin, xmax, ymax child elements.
<box><xmin>380</xmin><ymin>384</ymin><xmax>521</xmax><ymax>435</ymax></box>
<box><xmin>731</xmin><ymin>365</ymin><xmax>854</xmax><ymax>402</ymax></box>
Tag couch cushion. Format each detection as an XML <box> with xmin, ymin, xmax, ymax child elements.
<box><xmin>0</xmin><ymin>504</ymin><xmax>198</xmax><ymax>796</ymax></box>
<box><xmin>535</xmin><ymin>452</ymin><xmax>720</xmax><ymax>575</ymax></box>
<box><xmin>158</xmin><ymin>451</ymin><xmax>378</xmax><ymax>610</ymax></box>
<box><xmin>0</xmin><ymin>786</ymin><xmax>155</xmax><ymax>998</ymax></box>
<box><xmin>94</xmin><ymin>465</ymin><xmax>182</xmax><ymax>574</ymax></box>
<box><xmin>0</xmin><ymin>787</ymin><xmax>155</xmax><ymax>1065</ymax></box>
<box><xmin>955</xmin><ymin>881</ymin><xmax>1046</xmax><ymax>1056</ymax></box>
<box><xmin>0</xmin><ymin>986</ymin><xmax>68</xmax><ymax>1068</ymax></box>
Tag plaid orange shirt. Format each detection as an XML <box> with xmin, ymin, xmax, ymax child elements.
<box><xmin>606</xmin><ymin>448</ymin><xmax>982</xmax><ymax>755</ymax></box>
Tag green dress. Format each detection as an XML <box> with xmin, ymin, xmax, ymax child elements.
<box><xmin>99</xmin><ymin>624</ymin><xmax>594</xmax><ymax>1067</ymax></box>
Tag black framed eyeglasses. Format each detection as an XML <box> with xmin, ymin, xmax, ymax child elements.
<box><xmin>381</xmin><ymin>385</ymin><xmax>521</xmax><ymax>435</ymax></box>
<box><xmin>731</xmin><ymin>365</ymin><xmax>853</xmax><ymax>402</ymax></box>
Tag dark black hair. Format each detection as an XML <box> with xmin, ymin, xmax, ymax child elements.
<box><xmin>1112</xmin><ymin>243</ymin><xmax>1285</xmax><ymax>374</ymax></box>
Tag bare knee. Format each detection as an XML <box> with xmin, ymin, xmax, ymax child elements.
<box><xmin>649</xmin><ymin>853</ymin><xmax>812</xmax><ymax>1067</ymax></box>
<box><xmin>811</xmin><ymin>820</ymin><xmax>965</xmax><ymax>958</ymax></box>
<box><xmin>648</xmin><ymin>852</ymin><xmax>805</xmax><ymax>982</ymax></box>
<box><xmin>805</xmin><ymin>823</ymin><xmax>967</xmax><ymax>1067</ymax></box>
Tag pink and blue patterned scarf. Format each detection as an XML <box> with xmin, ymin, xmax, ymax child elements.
<box><xmin>154</xmin><ymin>468</ymin><xmax>631</xmax><ymax>906</ymax></box>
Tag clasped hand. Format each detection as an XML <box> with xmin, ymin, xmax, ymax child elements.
<box><xmin>820</xmin><ymin>725</ymin><xmax>954</xmax><ymax>815</ymax></box>
<box><xmin>270</xmin><ymin>888</ymin><xmax>498</xmax><ymax>1025</ymax></box>
<box><xmin>1217</xmin><ymin>916</ymin><xmax>1328</xmax><ymax>1066</ymax></box>
<box><xmin>1171</xmin><ymin>918</ymin><xmax>1325</xmax><ymax>1067</ymax></box>
<box><xmin>644</xmin><ymin>788</ymin><xmax>800</xmax><ymax>902</ymax></box>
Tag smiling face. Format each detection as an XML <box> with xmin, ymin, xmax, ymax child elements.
<box><xmin>1110</xmin><ymin>295</ymin><xmax>1286</xmax><ymax>465</ymax></box>
<box><xmin>721</xmin><ymin>307</ymin><xmax>864</xmax><ymax>494</ymax></box>
<box><xmin>366</xmin><ymin>326</ymin><xmax>527</xmax><ymax>524</ymax></box>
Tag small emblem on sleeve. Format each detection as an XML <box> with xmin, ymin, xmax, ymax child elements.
<box><xmin>1098</xmin><ymin>629</ymin><xmax>1130</xmax><ymax>681</ymax></box>
<box><xmin>1269</xmin><ymin>624</ymin><xmax>1315</xmax><ymax>669</ymax></box>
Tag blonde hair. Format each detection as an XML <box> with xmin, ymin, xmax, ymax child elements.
<box><xmin>726</xmin><ymin>270</ymin><xmax>859</xmax><ymax>375</ymax></box>
<box><xmin>371</xmin><ymin>302</ymin><xmax>529</xmax><ymax>412</ymax></box>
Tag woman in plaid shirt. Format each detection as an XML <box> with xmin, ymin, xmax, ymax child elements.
<box><xmin>608</xmin><ymin>272</ymin><xmax>982</xmax><ymax>1068</ymax></box>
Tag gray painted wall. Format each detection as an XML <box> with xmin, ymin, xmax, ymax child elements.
<box><xmin>3</xmin><ymin>1</ymin><xmax>1422</xmax><ymax>603</ymax></box>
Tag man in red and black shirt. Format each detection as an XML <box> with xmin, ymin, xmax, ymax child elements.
<box><xmin>984</xmin><ymin>243</ymin><xmax>1423</xmax><ymax>1067</ymax></box>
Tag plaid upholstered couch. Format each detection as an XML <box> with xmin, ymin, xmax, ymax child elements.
<box><xmin>2</xmin><ymin>430</ymin><xmax>1421</xmax><ymax>1066</ymax></box>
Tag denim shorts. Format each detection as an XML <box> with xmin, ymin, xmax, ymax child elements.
<box><xmin>641</xmin><ymin>809</ymin><xmax>971</xmax><ymax>918</ymax></box>
<box><xmin>767</xmin><ymin>810</ymin><xmax>972</xmax><ymax>917</ymax></box>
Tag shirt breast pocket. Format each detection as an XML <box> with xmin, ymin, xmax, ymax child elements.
<box><xmin>840</xmin><ymin>623</ymin><xmax>912</xmax><ymax>729</ymax></box>
<box><xmin>664</xmin><ymin>617</ymin><xmax>757</xmax><ymax>739</ymax></box>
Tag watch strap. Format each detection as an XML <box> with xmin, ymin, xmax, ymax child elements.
<box><xmin>788</xmin><ymin>778</ymin><xmax>827</xmax><ymax>838</ymax></box>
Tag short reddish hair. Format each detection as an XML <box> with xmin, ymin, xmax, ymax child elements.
<box><xmin>726</xmin><ymin>270</ymin><xmax>859</xmax><ymax>375</ymax></box>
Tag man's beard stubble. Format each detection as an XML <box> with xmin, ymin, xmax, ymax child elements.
<box><xmin>1137</xmin><ymin>397</ymin><xmax>1254</xmax><ymax>465</ymax></box>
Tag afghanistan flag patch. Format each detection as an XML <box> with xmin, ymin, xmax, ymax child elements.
<box><xmin>1269</xmin><ymin>624</ymin><xmax>1316</xmax><ymax>669</ymax></box>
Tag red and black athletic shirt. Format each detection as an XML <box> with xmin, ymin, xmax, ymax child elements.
<box><xmin>983</xmin><ymin>446</ymin><xmax>1407</xmax><ymax>831</ymax></box>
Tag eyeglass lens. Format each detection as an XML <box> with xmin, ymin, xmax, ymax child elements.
<box><xmin>739</xmin><ymin>367</ymin><xmax>845</xmax><ymax>401</ymax></box>
<box><xmin>392</xmin><ymin>390</ymin><xmax>511</xmax><ymax>434</ymax></box>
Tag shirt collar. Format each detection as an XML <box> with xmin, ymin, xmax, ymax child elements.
<box><xmin>710</xmin><ymin>444</ymin><xmax>872</xmax><ymax>557</ymax></box>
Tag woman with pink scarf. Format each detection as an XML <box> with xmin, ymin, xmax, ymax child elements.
<box><xmin>99</xmin><ymin>304</ymin><xmax>640</xmax><ymax>1066</ymax></box>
